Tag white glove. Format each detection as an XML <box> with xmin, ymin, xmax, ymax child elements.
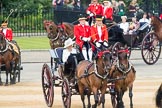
<box><xmin>82</xmin><ymin>37</ymin><xmax>87</xmax><ymax>42</ymax></box>
<box><xmin>90</xmin><ymin>13</ymin><xmax>94</xmax><ymax>17</ymax></box>
<box><xmin>103</xmin><ymin>41</ymin><xmax>108</xmax><ymax>47</ymax></box>
<box><xmin>87</xmin><ymin>37</ymin><xmax>91</xmax><ymax>42</ymax></box>
<box><xmin>87</xmin><ymin>11</ymin><xmax>90</xmax><ymax>14</ymax></box>
<box><xmin>96</xmin><ymin>42</ymin><xmax>101</xmax><ymax>47</ymax></box>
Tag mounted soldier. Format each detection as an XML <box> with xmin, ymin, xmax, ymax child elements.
<box><xmin>1</xmin><ymin>20</ymin><xmax>13</xmax><ymax>42</ymax></box>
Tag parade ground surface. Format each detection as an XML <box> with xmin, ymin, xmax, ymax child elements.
<box><xmin>0</xmin><ymin>50</ymin><xmax>162</xmax><ymax>108</ymax></box>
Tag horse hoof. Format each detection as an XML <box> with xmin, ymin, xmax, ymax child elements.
<box><xmin>92</xmin><ymin>104</ymin><xmax>97</xmax><ymax>108</ymax></box>
<box><xmin>0</xmin><ymin>82</ymin><xmax>3</xmax><ymax>86</ymax></box>
<box><xmin>10</xmin><ymin>81</ymin><xmax>16</xmax><ymax>85</ymax></box>
<box><xmin>87</xmin><ymin>105</ymin><xmax>91</xmax><ymax>108</ymax></box>
<box><xmin>5</xmin><ymin>83</ymin><xmax>9</xmax><ymax>86</ymax></box>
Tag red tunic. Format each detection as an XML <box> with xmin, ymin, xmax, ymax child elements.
<box><xmin>103</xmin><ymin>7</ymin><xmax>113</xmax><ymax>20</ymax></box>
<box><xmin>86</xmin><ymin>3</ymin><xmax>103</xmax><ymax>16</ymax></box>
<box><xmin>91</xmin><ymin>24</ymin><xmax>108</xmax><ymax>43</ymax></box>
<box><xmin>2</xmin><ymin>28</ymin><xmax>13</xmax><ymax>41</ymax></box>
<box><xmin>74</xmin><ymin>24</ymin><xmax>91</xmax><ymax>50</ymax></box>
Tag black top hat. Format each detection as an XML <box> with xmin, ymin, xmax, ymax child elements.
<box><xmin>1</xmin><ymin>20</ymin><xmax>8</xmax><ymax>26</ymax></box>
<box><xmin>1</xmin><ymin>20</ymin><xmax>8</xmax><ymax>24</ymax></box>
<box><xmin>78</xmin><ymin>14</ymin><xmax>87</xmax><ymax>20</ymax></box>
<box><xmin>95</xmin><ymin>15</ymin><xmax>103</xmax><ymax>20</ymax></box>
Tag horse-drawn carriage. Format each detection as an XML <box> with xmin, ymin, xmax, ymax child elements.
<box><xmin>0</xmin><ymin>33</ymin><xmax>23</xmax><ymax>85</ymax></box>
<box><xmin>41</xmin><ymin>42</ymin><xmax>136</xmax><ymax>108</ymax></box>
<box><xmin>42</xmin><ymin>14</ymin><xmax>162</xmax><ymax>107</ymax></box>
<box><xmin>108</xmin><ymin>15</ymin><xmax>162</xmax><ymax>65</ymax></box>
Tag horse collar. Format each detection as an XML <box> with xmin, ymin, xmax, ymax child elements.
<box><xmin>116</xmin><ymin>60</ymin><xmax>132</xmax><ymax>74</ymax></box>
<box><xmin>0</xmin><ymin>39</ymin><xmax>9</xmax><ymax>53</ymax></box>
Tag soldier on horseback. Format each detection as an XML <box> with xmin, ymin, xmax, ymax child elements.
<box><xmin>1</xmin><ymin>20</ymin><xmax>13</xmax><ymax>41</ymax></box>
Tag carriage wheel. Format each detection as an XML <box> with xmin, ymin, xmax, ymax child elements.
<box><xmin>141</xmin><ymin>32</ymin><xmax>161</xmax><ymax>65</ymax></box>
<box><xmin>42</xmin><ymin>64</ymin><xmax>54</xmax><ymax>107</ymax></box>
<box><xmin>62</xmin><ymin>77</ymin><xmax>71</xmax><ymax>108</ymax></box>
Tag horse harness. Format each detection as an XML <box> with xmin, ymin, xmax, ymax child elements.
<box><xmin>0</xmin><ymin>39</ymin><xmax>15</xmax><ymax>55</ymax></box>
<box><xmin>111</xmin><ymin>59</ymin><xmax>136</xmax><ymax>79</ymax></box>
<box><xmin>77</xmin><ymin>60</ymin><xmax>109</xmax><ymax>81</ymax></box>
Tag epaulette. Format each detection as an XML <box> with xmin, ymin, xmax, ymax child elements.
<box><xmin>7</xmin><ymin>28</ymin><xmax>12</xmax><ymax>30</ymax></box>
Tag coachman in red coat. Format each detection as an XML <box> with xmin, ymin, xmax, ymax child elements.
<box><xmin>74</xmin><ymin>15</ymin><xmax>94</xmax><ymax>61</ymax></box>
<box><xmin>91</xmin><ymin>15</ymin><xmax>109</xmax><ymax>49</ymax></box>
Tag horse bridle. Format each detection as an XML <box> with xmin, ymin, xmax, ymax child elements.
<box><xmin>94</xmin><ymin>50</ymin><xmax>112</xmax><ymax>79</ymax></box>
<box><xmin>57</xmin><ymin>25</ymin><xmax>68</xmax><ymax>42</ymax></box>
<box><xmin>116</xmin><ymin>49</ymin><xmax>132</xmax><ymax>74</ymax></box>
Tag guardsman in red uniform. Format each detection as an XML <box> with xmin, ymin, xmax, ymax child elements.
<box><xmin>74</xmin><ymin>14</ymin><xmax>93</xmax><ymax>61</ymax></box>
<box><xmin>91</xmin><ymin>15</ymin><xmax>108</xmax><ymax>50</ymax></box>
<box><xmin>86</xmin><ymin>0</ymin><xmax>103</xmax><ymax>26</ymax></box>
<box><xmin>102</xmin><ymin>0</ymin><xmax>113</xmax><ymax>23</ymax></box>
<box><xmin>1</xmin><ymin>20</ymin><xmax>13</xmax><ymax>41</ymax></box>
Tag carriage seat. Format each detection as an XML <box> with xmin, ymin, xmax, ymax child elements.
<box><xmin>49</xmin><ymin>47</ymin><xmax>64</xmax><ymax>64</ymax></box>
<box><xmin>138</xmin><ymin>22</ymin><xmax>150</xmax><ymax>32</ymax></box>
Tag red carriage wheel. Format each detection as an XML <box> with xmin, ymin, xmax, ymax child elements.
<box><xmin>141</xmin><ymin>32</ymin><xmax>161</xmax><ymax>65</ymax></box>
<box><xmin>62</xmin><ymin>77</ymin><xmax>71</xmax><ymax>108</ymax></box>
<box><xmin>42</xmin><ymin>63</ymin><xmax>54</xmax><ymax>107</ymax></box>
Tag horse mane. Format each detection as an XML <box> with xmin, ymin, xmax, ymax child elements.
<box><xmin>153</xmin><ymin>16</ymin><xmax>162</xmax><ymax>23</ymax></box>
<box><xmin>155</xmin><ymin>83</ymin><xmax>162</xmax><ymax>107</ymax></box>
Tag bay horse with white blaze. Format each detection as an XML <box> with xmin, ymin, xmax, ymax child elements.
<box><xmin>109</xmin><ymin>45</ymin><xmax>136</xmax><ymax>108</ymax></box>
<box><xmin>76</xmin><ymin>47</ymin><xmax>112</xmax><ymax>108</ymax></box>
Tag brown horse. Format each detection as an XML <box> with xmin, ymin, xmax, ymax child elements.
<box><xmin>109</xmin><ymin>46</ymin><xmax>136</xmax><ymax>108</ymax></box>
<box><xmin>43</xmin><ymin>20</ymin><xmax>74</xmax><ymax>49</ymax></box>
<box><xmin>150</xmin><ymin>15</ymin><xmax>162</xmax><ymax>41</ymax></box>
<box><xmin>76</xmin><ymin>48</ymin><xmax>112</xmax><ymax>108</ymax></box>
<box><xmin>155</xmin><ymin>83</ymin><xmax>162</xmax><ymax>108</ymax></box>
<box><xmin>0</xmin><ymin>33</ymin><xmax>20</xmax><ymax>85</ymax></box>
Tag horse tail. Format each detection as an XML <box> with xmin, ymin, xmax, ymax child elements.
<box><xmin>155</xmin><ymin>83</ymin><xmax>162</xmax><ymax>107</ymax></box>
